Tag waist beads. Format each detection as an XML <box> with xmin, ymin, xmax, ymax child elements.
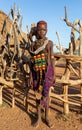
<box><xmin>33</xmin><ymin>53</ymin><xmax>47</xmax><ymax>93</ymax></box>
<box><xmin>33</xmin><ymin>53</ymin><xmax>46</xmax><ymax>71</ymax></box>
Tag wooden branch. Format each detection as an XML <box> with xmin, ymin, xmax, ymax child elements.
<box><xmin>69</xmin><ymin>64</ymin><xmax>80</xmax><ymax>77</ymax></box>
<box><xmin>56</xmin><ymin>78</ymin><xmax>82</xmax><ymax>85</ymax></box>
<box><xmin>0</xmin><ymin>77</ymin><xmax>14</xmax><ymax>88</ymax></box>
<box><xmin>56</xmin><ymin>32</ymin><xmax>60</xmax><ymax>45</ymax></box>
<box><xmin>50</xmin><ymin>93</ymin><xmax>81</xmax><ymax>106</ymax></box>
<box><xmin>61</xmin><ymin>6</ymin><xmax>79</xmax><ymax>33</ymax></box>
<box><xmin>56</xmin><ymin>78</ymin><xmax>69</xmax><ymax>84</ymax></box>
<box><xmin>0</xmin><ymin>86</ymin><xmax>3</xmax><ymax>105</ymax></box>
<box><xmin>53</xmin><ymin>94</ymin><xmax>82</xmax><ymax>98</ymax></box>
<box><xmin>54</xmin><ymin>53</ymin><xmax>82</xmax><ymax>62</ymax></box>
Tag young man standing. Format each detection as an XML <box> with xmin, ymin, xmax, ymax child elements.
<box><xmin>30</xmin><ymin>20</ymin><xmax>55</xmax><ymax>128</ymax></box>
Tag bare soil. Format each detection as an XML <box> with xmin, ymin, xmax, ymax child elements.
<box><xmin>0</xmin><ymin>60</ymin><xmax>82</xmax><ymax>130</ymax></box>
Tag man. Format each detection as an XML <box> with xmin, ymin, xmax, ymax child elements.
<box><xmin>30</xmin><ymin>20</ymin><xmax>55</xmax><ymax>127</ymax></box>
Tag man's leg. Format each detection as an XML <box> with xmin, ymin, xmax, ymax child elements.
<box><xmin>45</xmin><ymin>97</ymin><xmax>53</xmax><ymax>128</ymax></box>
<box><xmin>33</xmin><ymin>99</ymin><xmax>41</xmax><ymax>127</ymax></box>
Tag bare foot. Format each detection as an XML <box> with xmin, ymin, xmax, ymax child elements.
<box><xmin>45</xmin><ymin>119</ymin><xmax>54</xmax><ymax>128</ymax></box>
<box><xmin>33</xmin><ymin>120</ymin><xmax>40</xmax><ymax>128</ymax></box>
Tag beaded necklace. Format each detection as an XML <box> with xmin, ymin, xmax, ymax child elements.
<box><xmin>32</xmin><ymin>37</ymin><xmax>48</xmax><ymax>55</ymax></box>
<box><xmin>35</xmin><ymin>37</ymin><xmax>47</xmax><ymax>46</ymax></box>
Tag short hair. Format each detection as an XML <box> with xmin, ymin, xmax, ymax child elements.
<box><xmin>37</xmin><ymin>20</ymin><xmax>47</xmax><ymax>28</ymax></box>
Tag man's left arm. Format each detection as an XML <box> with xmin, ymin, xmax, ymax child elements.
<box><xmin>50</xmin><ymin>41</ymin><xmax>55</xmax><ymax>83</ymax></box>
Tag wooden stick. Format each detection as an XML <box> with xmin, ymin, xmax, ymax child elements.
<box><xmin>0</xmin><ymin>77</ymin><xmax>14</xmax><ymax>88</ymax></box>
<box><xmin>56</xmin><ymin>78</ymin><xmax>82</xmax><ymax>86</ymax></box>
<box><xmin>69</xmin><ymin>64</ymin><xmax>79</xmax><ymax>77</ymax></box>
<box><xmin>52</xmin><ymin>94</ymin><xmax>82</xmax><ymax>97</ymax></box>
<box><xmin>50</xmin><ymin>93</ymin><xmax>81</xmax><ymax>106</ymax></box>
<box><xmin>0</xmin><ymin>86</ymin><xmax>3</xmax><ymax>105</ymax></box>
<box><xmin>54</xmin><ymin>53</ymin><xmax>82</xmax><ymax>62</ymax></box>
<box><xmin>12</xmin><ymin>88</ymin><xmax>15</xmax><ymax>107</ymax></box>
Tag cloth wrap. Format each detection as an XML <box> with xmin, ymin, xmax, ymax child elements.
<box><xmin>33</xmin><ymin>63</ymin><xmax>54</xmax><ymax>108</ymax></box>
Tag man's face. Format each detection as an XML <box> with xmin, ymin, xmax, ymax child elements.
<box><xmin>37</xmin><ymin>24</ymin><xmax>47</xmax><ymax>39</ymax></box>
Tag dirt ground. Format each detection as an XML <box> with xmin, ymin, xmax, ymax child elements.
<box><xmin>0</xmin><ymin>60</ymin><xmax>82</xmax><ymax>130</ymax></box>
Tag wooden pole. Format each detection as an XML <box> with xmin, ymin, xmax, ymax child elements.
<box><xmin>61</xmin><ymin>60</ymin><xmax>70</xmax><ymax>114</ymax></box>
<box><xmin>0</xmin><ymin>86</ymin><xmax>3</xmax><ymax>105</ymax></box>
<box><xmin>0</xmin><ymin>77</ymin><xmax>14</xmax><ymax>88</ymax></box>
<box><xmin>79</xmin><ymin>29</ymin><xmax>82</xmax><ymax>106</ymax></box>
<box><xmin>12</xmin><ymin>87</ymin><xmax>15</xmax><ymax>107</ymax></box>
<box><xmin>62</xmin><ymin>43</ymin><xmax>73</xmax><ymax>114</ymax></box>
<box><xmin>63</xmin><ymin>41</ymin><xmax>74</xmax><ymax>114</ymax></box>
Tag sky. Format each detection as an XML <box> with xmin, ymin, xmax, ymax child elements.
<box><xmin>0</xmin><ymin>0</ymin><xmax>82</xmax><ymax>52</ymax></box>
